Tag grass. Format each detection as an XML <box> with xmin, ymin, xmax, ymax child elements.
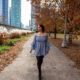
<box><xmin>0</xmin><ymin>33</ymin><xmax>32</xmax><ymax>54</ymax></box>
<box><xmin>78</xmin><ymin>35</ymin><xmax>80</xmax><ymax>40</ymax></box>
<box><xmin>0</xmin><ymin>45</ymin><xmax>10</xmax><ymax>54</ymax></box>
<box><xmin>50</xmin><ymin>33</ymin><xmax>80</xmax><ymax>41</ymax></box>
<box><xmin>6</xmin><ymin>33</ymin><xmax>32</xmax><ymax>45</ymax></box>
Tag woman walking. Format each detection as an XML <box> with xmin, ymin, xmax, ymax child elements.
<box><xmin>30</xmin><ymin>24</ymin><xmax>50</xmax><ymax>80</ymax></box>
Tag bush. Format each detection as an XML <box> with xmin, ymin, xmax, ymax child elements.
<box><xmin>0</xmin><ymin>32</ymin><xmax>8</xmax><ymax>45</ymax></box>
<box><xmin>21</xmin><ymin>32</ymin><xmax>27</xmax><ymax>36</ymax></box>
<box><xmin>5</xmin><ymin>40</ymin><xmax>14</xmax><ymax>46</ymax></box>
<box><xmin>10</xmin><ymin>32</ymin><xmax>21</xmax><ymax>39</ymax></box>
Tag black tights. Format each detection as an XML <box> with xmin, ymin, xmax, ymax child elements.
<box><xmin>36</xmin><ymin>56</ymin><xmax>44</xmax><ymax>80</ymax></box>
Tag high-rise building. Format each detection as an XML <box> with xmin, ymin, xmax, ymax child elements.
<box><xmin>8</xmin><ymin>0</ymin><xmax>11</xmax><ymax>25</ymax></box>
<box><xmin>9</xmin><ymin>7</ymin><xmax>11</xmax><ymax>25</ymax></box>
<box><xmin>0</xmin><ymin>0</ymin><xmax>8</xmax><ymax>24</ymax></box>
<box><xmin>31</xmin><ymin>3</ymin><xmax>40</xmax><ymax>31</ymax></box>
<box><xmin>0</xmin><ymin>0</ymin><xmax>2</xmax><ymax>23</ymax></box>
<box><xmin>11</xmin><ymin>0</ymin><xmax>21</xmax><ymax>27</ymax></box>
<box><xmin>0</xmin><ymin>0</ymin><xmax>2</xmax><ymax>16</ymax></box>
<box><xmin>31</xmin><ymin>3</ymin><xmax>36</xmax><ymax>30</ymax></box>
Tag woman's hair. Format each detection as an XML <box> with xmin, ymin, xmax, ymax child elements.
<box><xmin>39</xmin><ymin>24</ymin><xmax>45</xmax><ymax>32</ymax></box>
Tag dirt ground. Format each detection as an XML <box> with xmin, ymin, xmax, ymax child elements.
<box><xmin>49</xmin><ymin>37</ymin><xmax>80</xmax><ymax>69</ymax></box>
<box><xmin>0</xmin><ymin>35</ymin><xmax>80</xmax><ymax>80</ymax></box>
<box><xmin>0</xmin><ymin>35</ymin><xmax>32</xmax><ymax>71</ymax></box>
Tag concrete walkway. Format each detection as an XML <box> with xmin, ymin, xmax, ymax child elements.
<box><xmin>0</xmin><ymin>35</ymin><xmax>80</xmax><ymax>80</ymax></box>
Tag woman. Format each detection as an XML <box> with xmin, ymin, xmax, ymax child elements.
<box><xmin>30</xmin><ymin>24</ymin><xmax>50</xmax><ymax>80</ymax></box>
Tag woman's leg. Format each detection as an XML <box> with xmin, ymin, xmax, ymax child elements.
<box><xmin>36</xmin><ymin>56</ymin><xmax>44</xmax><ymax>80</ymax></box>
<box><xmin>36</xmin><ymin>56</ymin><xmax>44</xmax><ymax>70</ymax></box>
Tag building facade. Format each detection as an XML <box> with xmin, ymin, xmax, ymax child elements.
<box><xmin>31</xmin><ymin>3</ymin><xmax>36</xmax><ymax>31</ymax></box>
<box><xmin>0</xmin><ymin>0</ymin><xmax>2</xmax><ymax>23</ymax></box>
<box><xmin>11</xmin><ymin>0</ymin><xmax>21</xmax><ymax>27</ymax></box>
<box><xmin>0</xmin><ymin>0</ymin><xmax>2</xmax><ymax>16</ymax></box>
<box><xmin>31</xmin><ymin>3</ymin><xmax>40</xmax><ymax>31</ymax></box>
<box><xmin>0</xmin><ymin>0</ymin><xmax>8</xmax><ymax>24</ymax></box>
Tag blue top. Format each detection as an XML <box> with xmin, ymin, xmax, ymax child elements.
<box><xmin>31</xmin><ymin>35</ymin><xmax>50</xmax><ymax>56</ymax></box>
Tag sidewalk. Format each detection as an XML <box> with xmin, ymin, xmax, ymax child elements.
<box><xmin>0</xmin><ymin>35</ymin><xmax>80</xmax><ymax>80</ymax></box>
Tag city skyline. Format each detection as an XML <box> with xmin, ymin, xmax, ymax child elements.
<box><xmin>0</xmin><ymin>0</ymin><xmax>32</xmax><ymax>28</ymax></box>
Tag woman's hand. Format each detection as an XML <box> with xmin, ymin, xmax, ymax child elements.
<box><xmin>30</xmin><ymin>50</ymin><xmax>32</xmax><ymax>53</ymax></box>
<box><xmin>46</xmin><ymin>51</ymin><xmax>49</xmax><ymax>54</ymax></box>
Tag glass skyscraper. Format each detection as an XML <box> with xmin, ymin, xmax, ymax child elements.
<box><xmin>0</xmin><ymin>0</ymin><xmax>2</xmax><ymax>16</ymax></box>
<box><xmin>0</xmin><ymin>0</ymin><xmax>2</xmax><ymax>23</ymax></box>
<box><xmin>0</xmin><ymin>0</ymin><xmax>8</xmax><ymax>24</ymax></box>
<box><xmin>31</xmin><ymin>3</ymin><xmax>36</xmax><ymax>30</ymax></box>
<box><xmin>31</xmin><ymin>3</ymin><xmax>40</xmax><ymax>30</ymax></box>
<box><xmin>11</xmin><ymin>0</ymin><xmax>21</xmax><ymax>27</ymax></box>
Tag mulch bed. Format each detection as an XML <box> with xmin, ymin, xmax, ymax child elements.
<box><xmin>0</xmin><ymin>35</ymin><xmax>33</xmax><ymax>72</ymax></box>
<box><xmin>49</xmin><ymin>37</ymin><xmax>80</xmax><ymax>69</ymax></box>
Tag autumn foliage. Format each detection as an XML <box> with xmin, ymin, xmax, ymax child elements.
<box><xmin>29</xmin><ymin>0</ymin><xmax>80</xmax><ymax>41</ymax></box>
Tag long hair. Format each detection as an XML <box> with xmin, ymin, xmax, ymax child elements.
<box><xmin>39</xmin><ymin>24</ymin><xmax>45</xmax><ymax>32</ymax></box>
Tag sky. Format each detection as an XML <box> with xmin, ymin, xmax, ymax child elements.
<box><xmin>21</xmin><ymin>0</ymin><xmax>31</xmax><ymax>26</ymax></box>
<box><xmin>9</xmin><ymin>0</ymin><xmax>31</xmax><ymax>27</ymax></box>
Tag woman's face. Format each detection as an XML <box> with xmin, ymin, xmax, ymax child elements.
<box><xmin>37</xmin><ymin>25</ymin><xmax>42</xmax><ymax>32</ymax></box>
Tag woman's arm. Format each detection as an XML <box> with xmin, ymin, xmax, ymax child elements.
<box><xmin>45</xmin><ymin>33</ymin><xmax>50</xmax><ymax>54</ymax></box>
<box><xmin>30</xmin><ymin>33</ymin><xmax>36</xmax><ymax>53</ymax></box>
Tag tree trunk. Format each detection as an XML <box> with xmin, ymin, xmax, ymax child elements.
<box><xmin>49</xmin><ymin>31</ymin><xmax>51</xmax><ymax>37</ymax></box>
<box><xmin>61</xmin><ymin>14</ymin><xmax>67</xmax><ymax>48</ymax></box>
<box><xmin>68</xmin><ymin>27</ymin><xmax>72</xmax><ymax>44</ymax></box>
<box><xmin>54</xmin><ymin>26</ymin><xmax>57</xmax><ymax>39</ymax></box>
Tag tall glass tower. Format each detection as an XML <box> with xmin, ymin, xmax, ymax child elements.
<box><xmin>0</xmin><ymin>0</ymin><xmax>2</xmax><ymax>16</ymax></box>
<box><xmin>31</xmin><ymin>3</ymin><xmax>40</xmax><ymax>30</ymax></box>
<box><xmin>11</xmin><ymin>0</ymin><xmax>21</xmax><ymax>27</ymax></box>
<box><xmin>31</xmin><ymin>3</ymin><xmax>36</xmax><ymax>30</ymax></box>
<box><xmin>0</xmin><ymin>0</ymin><xmax>8</xmax><ymax>24</ymax></box>
<box><xmin>0</xmin><ymin>0</ymin><xmax>2</xmax><ymax>23</ymax></box>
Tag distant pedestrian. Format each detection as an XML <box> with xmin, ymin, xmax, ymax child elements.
<box><xmin>30</xmin><ymin>24</ymin><xmax>50</xmax><ymax>80</ymax></box>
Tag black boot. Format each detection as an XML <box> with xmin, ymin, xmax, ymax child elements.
<box><xmin>38</xmin><ymin>69</ymin><xmax>41</xmax><ymax>80</ymax></box>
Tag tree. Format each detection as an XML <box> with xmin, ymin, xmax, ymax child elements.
<box><xmin>28</xmin><ymin>0</ymin><xmax>80</xmax><ymax>43</ymax></box>
<box><xmin>55</xmin><ymin>0</ymin><xmax>80</xmax><ymax>44</ymax></box>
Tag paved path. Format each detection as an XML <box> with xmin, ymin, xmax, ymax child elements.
<box><xmin>0</xmin><ymin>35</ymin><xmax>80</xmax><ymax>80</ymax></box>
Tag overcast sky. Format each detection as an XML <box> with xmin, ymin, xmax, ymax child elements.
<box><xmin>21</xmin><ymin>0</ymin><xmax>31</xmax><ymax>26</ymax></box>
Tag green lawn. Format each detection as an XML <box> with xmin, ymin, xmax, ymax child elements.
<box><xmin>0</xmin><ymin>45</ymin><xmax>10</xmax><ymax>54</ymax></box>
<box><xmin>0</xmin><ymin>33</ymin><xmax>32</xmax><ymax>54</ymax></box>
<box><xmin>51</xmin><ymin>33</ymin><xmax>80</xmax><ymax>41</ymax></box>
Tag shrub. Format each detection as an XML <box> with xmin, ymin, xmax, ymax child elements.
<box><xmin>10</xmin><ymin>32</ymin><xmax>21</xmax><ymax>39</ymax></box>
<box><xmin>0</xmin><ymin>32</ymin><xmax>8</xmax><ymax>45</ymax></box>
<box><xmin>21</xmin><ymin>32</ymin><xmax>27</xmax><ymax>36</ymax></box>
<box><xmin>5</xmin><ymin>40</ymin><xmax>14</xmax><ymax>46</ymax></box>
